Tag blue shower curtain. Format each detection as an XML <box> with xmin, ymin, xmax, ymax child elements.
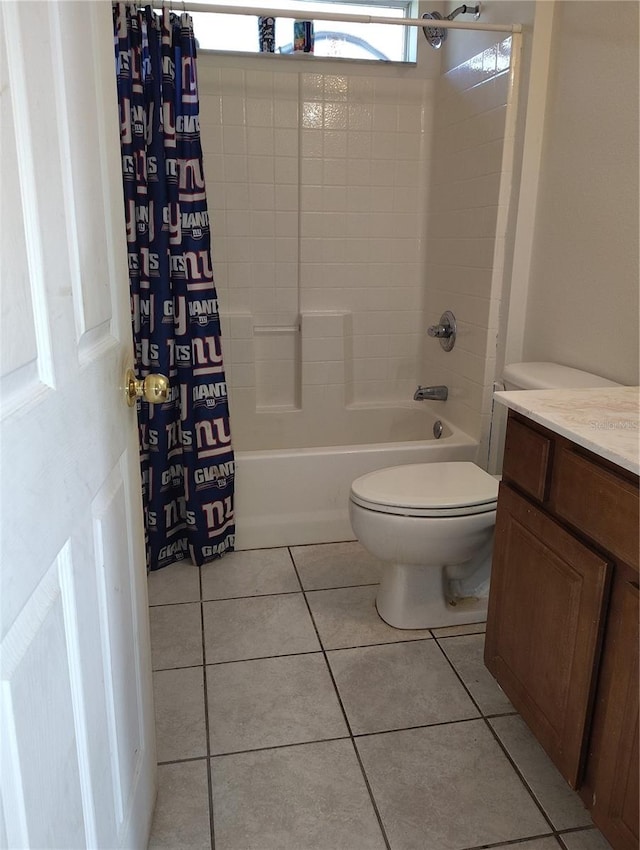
<box><xmin>114</xmin><ymin>3</ymin><xmax>235</xmax><ymax>570</ymax></box>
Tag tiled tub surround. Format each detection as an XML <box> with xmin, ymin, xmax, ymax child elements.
<box><xmin>147</xmin><ymin>542</ymin><xmax>614</xmax><ymax>850</ymax></box>
<box><xmin>422</xmin><ymin>38</ymin><xmax>515</xmax><ymax>450</ymax></box>
<box><xmin>198</xmin><ymin>40</ymin><xmax>516</xmax><ymax>455</ymax></box>
<box><xmin>199</xmin><ymin>63</ymin><xmax>430</xmax><ymax>430</ymax></box>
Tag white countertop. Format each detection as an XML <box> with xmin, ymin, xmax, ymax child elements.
<box><xmin>494</xmin><ymin>386</ymin><xmax>640</xmax><ymax>476</ymax></box>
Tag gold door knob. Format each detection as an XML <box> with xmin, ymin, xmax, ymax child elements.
<box><xmin>125</xmin><ymin>369</ymin><xmax>170</xmax><ymax>406</ymax></box>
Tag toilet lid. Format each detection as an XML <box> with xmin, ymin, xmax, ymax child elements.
<box><xmin>350</xmin><ymin>462</ymin><xmax>499</xmax><ymax>516</ymax></box>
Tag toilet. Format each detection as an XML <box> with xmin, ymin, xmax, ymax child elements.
<box><xmin>349</xmin><ymin>362</ymin><xmax>621</xmax><ymax>630</ymax></box>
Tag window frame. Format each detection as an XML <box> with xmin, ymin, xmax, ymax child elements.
<box><xmin>189</xmin><ymin>0</ymin><xmax>418</xmax><ymax>64</ymax></box>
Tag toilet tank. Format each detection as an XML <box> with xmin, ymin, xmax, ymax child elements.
<box><xmin>502</xmin><ymin>362</ymin><xmax>621</xmax><ymax>391</ymax></box>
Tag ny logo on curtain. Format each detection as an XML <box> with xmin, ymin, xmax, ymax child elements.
<box><xmin>114</xmin><ymin>3</ymin><xmax>234</xmax><ymax>570</ymax></box>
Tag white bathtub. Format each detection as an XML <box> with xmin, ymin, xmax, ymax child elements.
<box><xmin>233</xmin><ymin>406</ymin><xmax>477</xmax><ymax>550</ymax></box>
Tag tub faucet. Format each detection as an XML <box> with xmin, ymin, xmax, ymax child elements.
<box><xmin>414</xmin><ymin>385</ymin><xmax>448</xmax><ymax>401</ymax></box>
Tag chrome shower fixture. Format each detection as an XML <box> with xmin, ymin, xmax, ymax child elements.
<box><xmin>427</xmin><ymin>310</ymin><xmax>457</xmax><ymax>351</ymax></box>
<box><xmin>422</xmin><ymin>3</ymin><xmax>481</xmax><ymax>49</ymax></box>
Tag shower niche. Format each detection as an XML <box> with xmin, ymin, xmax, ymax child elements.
<box><xmin>254</xmin><ymin>324</ymin><xmax>301</xmax><ymax>411</ymax></box>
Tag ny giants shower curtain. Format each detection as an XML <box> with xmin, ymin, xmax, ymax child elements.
<box><xmin>114</xmin><ymin>3</ymin><xmax>235</xmax><ymax>570</ymax></box>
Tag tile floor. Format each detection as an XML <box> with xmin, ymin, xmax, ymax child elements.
<box><xmin>147</xmin><ymin>541</ymin><xmax>613</xmax><ymax>850</ymax></box>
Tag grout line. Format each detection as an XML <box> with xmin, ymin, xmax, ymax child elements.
<box><xmin>202</xmin><ymin>589</ymin><xmax>303</xmax><ymax>603</ymax></box>
<box><xmin>202</xmin><ymin>637</ymin><xmax>439</xmax><ymax>669</ymax></box>
<box><xmin>158</xmin><ymin>755</ymin><xmax>209</xmax><ymax>767</ymax></box>
<box><xmin>481</xmin><ymin>716</ymin><xmax>558</xmax><ymax>836</ymax></box>
<box><xmin>323</xmin><ymin>635</ymin><xmax>434</xmax><ymax>652</ymax></box>
<box><xmin>153</xmin><ymin>662</ymin><xmax>204</xmax><ymax>673</ymax></box>
<box><xmin>352</xmin><ymin>715</ymin><xmax>482</xmax><ymax>738</ymax></box>
<box><xmin>286</xmin><ymin>548</ymin><xmax>393</xmax><ymax>850</ymax></box>
<box><xmin>149</xmin><ymin>598</ymin><xmax>202</xmax><ymax>608</ymax></box>
<box><xmin>197</xmin><ymin>582</ymin><xmax>381</xmax><ymax>604</ymax></box>
<box><xmin>210</xmin><ymin>734</ymin><xmax>351</xmax><ymax>760</ymax></box>
<box><xmin>300</xmin><ymin>582</ymin><xmax>381</xmax><ymax>593</ymax></box>
<box><xmin>205</xmin><ymin>649</ymin><xmax>323</xmax><ymax>667</ymax></box>
<box><xmin>431</xmin><ymin>628</ymin><xmax>487</xmax><ymax>638</ymax></box>
<box><xmin>557</xmin><ymin>827</ymin><xmax>599</xmax><ymax>836</ymax></box>
<box><xmin>484</xmin><ymin>709</ymin><xmax>519</xmax><ymax>719</ymax></box>
<box><xmin>458</xmin><ymin>832</ymin><xmax>558</xmax><ymax>850</ymax></box>
<box><xmin>432</xmin><ymin>635</ymin><xmax>557</xmax><ymax>836</ymax></box>
<box><xmin>198</xmin><ymin>567</ymin><xmax>216</xmax><ymax>850</ymax></box>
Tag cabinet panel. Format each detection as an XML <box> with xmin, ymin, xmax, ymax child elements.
<box><xmin>584</xmin><ymin>577</ymin><xmax>639</xmax><ymax>850</ymax></box>
<box><xmin>485</xmin><ymin>483</ymin><xmax>611</xmax><ymax>787</ymax></box>
<box><xmin>550</xmin><ymin>446</ymin><xmax>640</xmax><ymax>570</ymax></box>
<box><xmin>502</xmin><ymin>415</ymin><xmax>553</xmax><ymax>502</ymax></box>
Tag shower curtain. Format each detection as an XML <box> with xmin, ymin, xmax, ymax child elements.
<box><xmin>114</xmin><ymin>3</ymin><xmax>235</xmax><ymax>570</ymax></box>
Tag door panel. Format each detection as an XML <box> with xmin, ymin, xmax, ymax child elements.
<box><xmin>0</xmin><ymin>2</ymin><xmax>155</xmax><ymax>848</ymax></box>
<box><xmin>1</xmin><ymin>552</ymin><xmax>86</xmax><ymax>849</ymax></box>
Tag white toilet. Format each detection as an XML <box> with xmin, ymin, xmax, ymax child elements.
<box><xmin>349</xmin><ymin>362</ymin><xmax>621</xmax><ymax>630</ymax></box>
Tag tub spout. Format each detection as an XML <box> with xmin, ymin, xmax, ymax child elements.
<box><xmin>414</xmin><ymin>385</ymin><xmax>448</xmax><ymax>401</ymax></box>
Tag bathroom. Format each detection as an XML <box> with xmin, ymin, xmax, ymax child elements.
<box><xmin>0</xmin><ymin>0</ymin><xmax>637</xmax><ymax>848</ymax></box>
<box><xmin>146</xmin><ymin>0</ymin><xmax>637</xmax><ymax>847</ymax></box>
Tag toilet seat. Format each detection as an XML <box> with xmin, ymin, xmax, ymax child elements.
<box><xmin>350</xmin><ymin>462</ymin><xmax>499</xmax><ymax>518</ymax></box>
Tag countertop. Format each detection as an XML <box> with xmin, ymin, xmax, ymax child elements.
<box><xmin>494</xmin><ymin>386</ymin><xmax>640</xmax><ymax>476</ymax></box>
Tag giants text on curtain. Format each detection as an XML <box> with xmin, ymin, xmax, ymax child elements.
<box><xmin>114</xmin><ymin>3</ymin><xmax>235</xmax><ymax>570</ymax></box>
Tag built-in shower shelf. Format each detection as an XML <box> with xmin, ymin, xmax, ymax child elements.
<box><xmin>253</xmin><ymin>325</ymin><xmax>300</xmax><ymax>335</ymax></box>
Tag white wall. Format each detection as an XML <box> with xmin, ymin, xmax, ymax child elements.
<box><xmin>521</xmin><ymin>1</ymin><xmax>639</xmax><ymax>385</ymax></box>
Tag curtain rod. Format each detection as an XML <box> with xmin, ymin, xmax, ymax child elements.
<box><xmin>112</xmin><ymin>2</ymin><xmax>521</xmax><ymax>34</ymax></box>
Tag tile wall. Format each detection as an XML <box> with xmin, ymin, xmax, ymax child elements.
<box><xmin>421</xmin><ymin>38</ymin><xmax>514</xmax><ymax>451</ymax></box>
<box><xmin>198</xmin><ymin>60</ymin><xmax>433</xmax><ymax>448</ymax></box>
<box><xmin>198</xmin><ymin>41</ymin><xmax>515</xmax><ymax>453</ymax></box>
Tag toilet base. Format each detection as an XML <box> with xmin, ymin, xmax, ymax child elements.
<box><xmin>375</xmin><ymin>562</ymin><xmax>488</xmax><ymax>630</ymax></box>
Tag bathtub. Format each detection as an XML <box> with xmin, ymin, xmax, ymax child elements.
<box><xmin>233</xmin><ymin>405</ymin><xmax>477</xmax><ymax>550</ymax></box>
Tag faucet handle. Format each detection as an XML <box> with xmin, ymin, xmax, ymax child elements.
<box><xmin>427</xmin><ymin>310</ymin><xmax>456</xmax><ymax>352</ymax></box>
<box><xmin>427</xmin><ymin>324</ymin><xmax>451</xmax><ymax>338</ymax></box>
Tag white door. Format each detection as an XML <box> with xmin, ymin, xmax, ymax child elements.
<box><xmin>0</xmin><ymin>2</ymin><xmax>156</xmax><ymax>848</ymax></box>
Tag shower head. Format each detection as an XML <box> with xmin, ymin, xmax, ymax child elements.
<box><xmin>422</xmin><ymin>4</ymin><xmax>481</xmax><ymax>49</ymax></box>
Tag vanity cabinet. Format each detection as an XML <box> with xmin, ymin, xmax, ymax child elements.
<box><xmin>485</xmin><ymin>411</ymin><xmax>639</xmax><ymax>850</ymax></box>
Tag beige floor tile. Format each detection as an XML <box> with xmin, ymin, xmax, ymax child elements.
<box><xmin>306</xmin><ymin>585</ymin><xmax>431</xmax><ymax>650</ymax></box>
<box><xmin>153</xmin><ymin>667</ymin><xmax>207</xmax><ymax>762</ymax></box>
<box><xmin>328</xmin><ymin>639</ymin><xmax>478</xmax><ymax>734</ymax></box>
<box><xmin>150</xmin><ymin>602</ymin><xmax>202</xmax><ymax>670</ymax></box>
<box><xmin>499</xmin><ymin>840</ymin><xmax>560</xmax><ymax>849</ymax></box>
<box><xmin>291</xmin><ymin>541</ymin><xmax>383</xmax><ymax>590</ymax></box>
<box><xmin>211</xmin><ymin>740</ymin><xmax>387</xmax><ymax>850</ymax></box>
<box><xmin>201</xmin><ymin>547</ymin><xmax>299</xmax><ymax>600</ymax></box>
<box><xmin>203</xmin><ymin>594</ymin><xmax>320</xmax><ymax>663</ymax></box>
<box><xmin>561</xmin><ymin>828</ymin><xmax>614</xmax><ymax>850</ymax></box>
<box><xmin>356</xmin><ymin>720</ymin><xmax>549</xmax><ymax>850</ymax></box>
<box><xmin>208</xmin><ymin>653</ymin><xmax>347</xmax><ymax>754</ymax></box>
<box><xmin>148</xmin><ymin>561</ymin><xmax>200</xmax><ymax>606</ymax></box>
<box><xmin>490</xmin><ymin>714</ymin><xmax>593</xmax><ymax>830</ymax></box>
<box><xmin>439</xmin><ymin>632</ymin><xmax>513</xmax><ymax>715</ymax></box>
<box><xmin>148</xmin><ymin>760</ymin><xmax>210</xmax><ymax>849</ymax></box>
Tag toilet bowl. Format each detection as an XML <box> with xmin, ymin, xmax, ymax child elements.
<box><xmin>349</xmin><ymin>362</ymin><xmax>621</xmax><ymax>630</ymax></box>
<box><xmin>349</xmin><ymin>462</ymin><xmax>498</xmax><ymax>629</ymax></box>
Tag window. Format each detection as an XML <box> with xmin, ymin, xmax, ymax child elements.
<box><xmin>190</xmin><ymin>0</ymin><xmax>416</xmax><ymax>62</ymax></box>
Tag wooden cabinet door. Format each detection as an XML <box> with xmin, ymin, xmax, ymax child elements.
<box><xmin>484</xmin><ymin>484</ymin><xmax>611</xmax><ymax>787</ymax></box>
<box><xmin>584</xmin><ymin>574</ymin><xmax>639</xmax><ymax>850</ymax></box>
